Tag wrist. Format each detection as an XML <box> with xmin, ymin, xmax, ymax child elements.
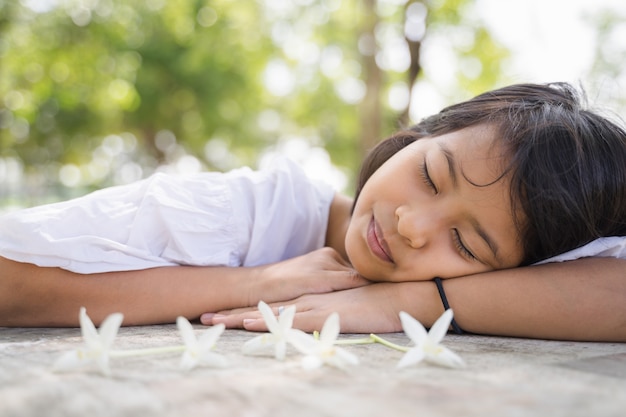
<box><xmin>393</xmin><ymin>280</ymin><xmax>445</xmax><ymax>329</ymax></box>
<box><xmin>433</xmin><ymin>278</ymin><xmax>464</xmax><ymax>334</ymax></box>
<box><xmin>241</xmin><ymin>262</ymin><xmax>292</xmax><ymax>307</ymax></box>
<box><xmin>239</xmin><ymin>265</ymin><xmax>267</xmax><ymax>307</ymax></box>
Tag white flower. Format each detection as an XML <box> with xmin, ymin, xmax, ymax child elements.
<box><xmin>290</xmin><ymin>312</ymin><xmax>359</xmax><ymax>370</ymax></box>
<box><xmin>53</xmin><ymin>307</ymin><xmax>123</xmax><ymax>376</ymax></box>
<box><xmin>177</xmin><ymin>316</ymin><xmax>228</xmax><ymax>371</ymax></box>
<box><xmin>242</xmin><ymin>301</ymin><xmax>306</xmax><ymax>360</ymax></box>
<box><xmin>397</xmin><ymin>310</ymin><xmax>465</xmax><ymax>369</ymax></box>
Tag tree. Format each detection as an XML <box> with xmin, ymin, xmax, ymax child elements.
<box><xmin>0</xmin><ymin>0</ymin><xmax>510</xmax><ymax>206</ymax></box>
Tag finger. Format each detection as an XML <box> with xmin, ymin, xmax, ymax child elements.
<box><xmin>242</xmin><ymin>317</ymin><xmax>269</xmax><ymax>332</ymax></box>
<box><xmin>222</xmin><ymin>299</ymin><xmax>305</xmax><ymax>316</ymax></box>
<box><xmin>199</xmin><ymin>313</ymin><xmax>214</xmax><ymax>325</ymax></box>
<box><xmin>210</xmin><ymin>301</ymin><xmax>302</xmax><ymax>329</ymax></box>
<box><xmin>239</xmin><ymin>305</ymin><xmax>321</xmax><ymax>333</ymax></box>
<box><xmin>209</xmin><ymin>310</ymin><xmax>264</xmax><ymax>328</ymax></box>
<box><xmin>199</xmin><ymin>306</ymin><xmax>258</xmax><ymax>326</ymax></box>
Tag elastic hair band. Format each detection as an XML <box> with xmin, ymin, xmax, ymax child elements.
<box><xmin>434</xmin><ymin>277</ymin><xmax>464</xmax><ymax>334</ymax></box>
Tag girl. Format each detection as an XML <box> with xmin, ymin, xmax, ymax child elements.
<box><xmin>1</xmin><ymin>83</ymin><xmax>625</xmax><ymax>341</ymax></box>
<box><xmin>209</xmin><ymin>82</ymin><xmax>626</xmax><ymax>341</ymax></box>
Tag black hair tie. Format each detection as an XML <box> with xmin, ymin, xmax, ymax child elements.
<box><xmin>434</xmin><ymin>277</ymin><xmax>464</xmax><ymax>334</ymax></box>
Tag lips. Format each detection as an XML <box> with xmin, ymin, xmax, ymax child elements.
<box><xmin>367</xmin><ymin>217</ymin><xmax>394</xmax><ymax>263</ymax></box>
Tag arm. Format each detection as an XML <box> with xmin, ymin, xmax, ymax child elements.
<box><xmin>442</xmin><ymin>257</ymin><xmax>626</xmax><ymax>341</ymax></box>
<box><xmin>0</xmin><ymin>248</ymin><xmax>368</xmax><ymax>327</ymax></box>
<box><xmin>210</xmin><ymin>257</ymin><xmax>626</xmax><ymax>342</ymax></box>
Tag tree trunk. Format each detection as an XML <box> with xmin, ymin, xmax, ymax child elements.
<box><xmin>398</xmin><ymin>0</ymin><xmax>424</xmax><ymax>128</ymax></box>
<box><xmin>358</xmin><ymin>0</ymin><xmax>383</xmax><ymax>158</ymax></box>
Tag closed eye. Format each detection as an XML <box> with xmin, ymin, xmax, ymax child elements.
<box><xmin>419</xmin><ymin>158</ymin><xmax>438</xmax><ymax>194</ymax></box>
<box><xmin>452</xmin><ymin>229</ymin><xmax>477</xmax><ymax>261</ymax></box>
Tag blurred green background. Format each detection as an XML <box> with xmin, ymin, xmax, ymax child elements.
<box><xmin>1</xmin><ymin>0</ymin><xmax>625</xmax><ymax>208</ymax></box>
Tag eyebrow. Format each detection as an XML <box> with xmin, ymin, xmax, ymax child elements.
<box><xmin>437</xmin><ymin>142</ymin><xmax>502</xmax><ymax>266</ymax></box>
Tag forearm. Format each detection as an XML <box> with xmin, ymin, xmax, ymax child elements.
<box><xmin>0</xmin><ymin>256</ymin><xmax>260</xmax><ymax>327</ymax></box>
<box><xmin>407</xmin><ymin>257</ymin><xmax>626</xmax><ymax>342</ymax></box>
<box><xmin>207</xmin><ymin>256</ymin><xmax>625</xmax><ymax>342</ymax></box>
<box><xmin>0</xmin><ymin>248</ymin><xmax>367</xmax><ymax>328</ymax></box>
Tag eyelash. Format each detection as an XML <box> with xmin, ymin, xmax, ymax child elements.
<box><xmin>453</xmin><ymin>229</ymin><xmax>476</xmax><ymax>261</ymax></box>
<box><xmin>419</xmin><ymin>160</ymin><xmax>438</xmax><ymax>194</ymax></box>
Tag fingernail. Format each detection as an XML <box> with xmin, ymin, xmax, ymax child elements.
<box><xmin>209</xmin><ymin>314</ymin><xmax>227</xmax><ymax>323</ymax></box>
<box><xmin>200</xmin><ymin>313</ymin><xmax>214</xmax><ymax>324</ymax></box>
<box><xmin>243</xmin><ymin>319</ymin><xmax>258</xmax><ymax>327</ymax></box>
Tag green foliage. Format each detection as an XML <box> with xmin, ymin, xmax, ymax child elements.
<box><xmin>0</xmin><ymin>0</ymin><xmax>512</xmax><ymax>204</ymax></box>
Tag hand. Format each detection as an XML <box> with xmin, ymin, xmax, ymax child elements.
<box><xmin>244</xmin><ymin>247</ymin><xmax>371</xmax><ymax>307</ymax></box>
<box><xmin>203</xmin><ymin>283</ymin><xmax>407</xmax><ymax>334</ymax></box>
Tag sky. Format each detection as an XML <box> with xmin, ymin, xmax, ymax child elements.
<box><xmin>477</xmin><ymin>0</ymin><xmax>626</xmax><ymax>83</ymax></box>
<box><xmin>411</xmin><ymin>0</ymin><xmax>626</xmax><ymax>121</ymax></box>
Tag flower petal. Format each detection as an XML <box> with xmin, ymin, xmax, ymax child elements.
<box><xmin>258</xmin><ymin>301</ymin><xmax>280</xmax><ymax>334</ymax></box>
<box><xmin>242</xmin><ymin>334</ymin><xmax>272</xmax><ymax>355</ymax></box>
<box><xmin>399</xmin><ymin>311</ymin><xmax>427</xmax><ymax>344</ymax></box>
<box><xmin>332</xmin><ymin>347</ymin><xmax>359</xmax><ymax>368</ymax></box>
<box><xmin>79</xmin><ymin>307</ymin><xmax>100</xmax><ymax>349</ymax></box>
<box><xmin>198</xmin><ymin>323</ymin><xmax>225</xmax><ymax>348</ymax></box>
<box><xmin>426</xmin><ymin>346</ymin><xmax>466</xmax><ymax>368</ymax></box>
<box><xmin>98</xmin><ymin>312</ymin><xmax>124</xmax><ymax>348</ymax></box>
<box><xmin>428</xmin><ymin>309</ymin><xmax>454</xmax><ymax>344</ymax></box>
<box><xmin>319</xmin><ymin>313</ymin><xmax>340</xmax><ymax>346</ymax></box>
<box><xmin>95</xmin><ymin>353</ymin><xmax>112</xmax><ymax>376</ymax></box>
<box><xmin>397</xmin><ymin>347</ymin><xmax>426</xmax><ymax>369</ymax></box>
<box><xmin>176</xmin><ymin>316</ymin><xmax>197</xmax><ymax>347</ymax></box>
<box><xmin>52</xmin><ymin>350</ymin><xmax>84</xmax><ymax>372</ymax></box>
<box><xmin>278</xmin><ymin>305</ymin><xmax>296</xmax><ymax>331</ymax></box>
<box><xmin>274</xmin><ymin>340</ymin><xmax>287</xmax><ymax>361</ymax></box>
<box><xmin>301</xmin><ymin>355</ymin><xmax>323</xmax><ymax>370</ymax></box>
<box><xmin>198</xmin><ymin>351</ymin><xmax>229</xmax><ymax>368</ymax></box>
<box><xmin>285</xmin><ymin>328</ymin><xmax>308</xmax><ymax>344</ymax></box>
<box><xmin>180</xmin><ymin>351</ymin><xmax>198</xmax><ymax>371</ymax></box>
<box><xmin>288</xmin><ymin>330</ymin><xmax>317</xmax><ymax>354</ymax></box>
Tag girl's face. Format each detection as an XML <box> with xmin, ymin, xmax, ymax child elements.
<box><xmin>345</xmin><ymin>124</ymin><xmax>525</xmax><ymax>282</ymax></box>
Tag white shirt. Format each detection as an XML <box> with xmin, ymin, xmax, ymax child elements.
<box><xmin>535</xmin><ymin>236</ymin><xmax>626</xmax><ymax>264</ymax></box>
<box><xmin>0</xmin><ymin>158</ymin><xmax>336</xmax><ymax>273</ymax></box>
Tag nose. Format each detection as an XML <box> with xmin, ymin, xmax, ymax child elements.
<box><xmin>395</xmin><ymin>205</ymin><xmax>444</xmax><ymax>249</ymax></box>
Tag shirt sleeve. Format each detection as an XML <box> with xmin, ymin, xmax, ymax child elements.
<box><xmin>231</xmin><ymin>157</ymin><xmax>336</xmax><ymax>267</ymax></box>
<box><xmin>533</xmin><ymin>236</ymin><xmax>626</xmax><ymax>265</ymax></box>
<box><xmin>0</xmin><ymin>172</ymin><xmax>240</xmax><ymax>273</ymax></box>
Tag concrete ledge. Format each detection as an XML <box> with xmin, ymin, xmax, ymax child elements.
<box><xmin>1</xmin><ymin>325</ymin><xmax>625</xmax><ymax>417</ymax></box>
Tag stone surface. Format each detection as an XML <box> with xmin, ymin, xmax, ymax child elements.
<box><xmin>1</xmin><ymin>324</ymin><xmax>626</xmax><ymax>417</ymax></box>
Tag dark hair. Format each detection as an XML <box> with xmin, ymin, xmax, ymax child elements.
<box><xmin>355</xmin><ymin>82</ymin><xmax>626</xmax><ymax>265</ymax></box>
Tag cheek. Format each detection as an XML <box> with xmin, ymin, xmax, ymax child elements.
<box><xmin>344</xmin><ymin>219</ymin><xmax>365</xmax><ymax>266</ymax></box>
<box><xmin>343</xmin><ymin>223</ymin><xmax>356</xmax><ymax>258</ymax></box>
